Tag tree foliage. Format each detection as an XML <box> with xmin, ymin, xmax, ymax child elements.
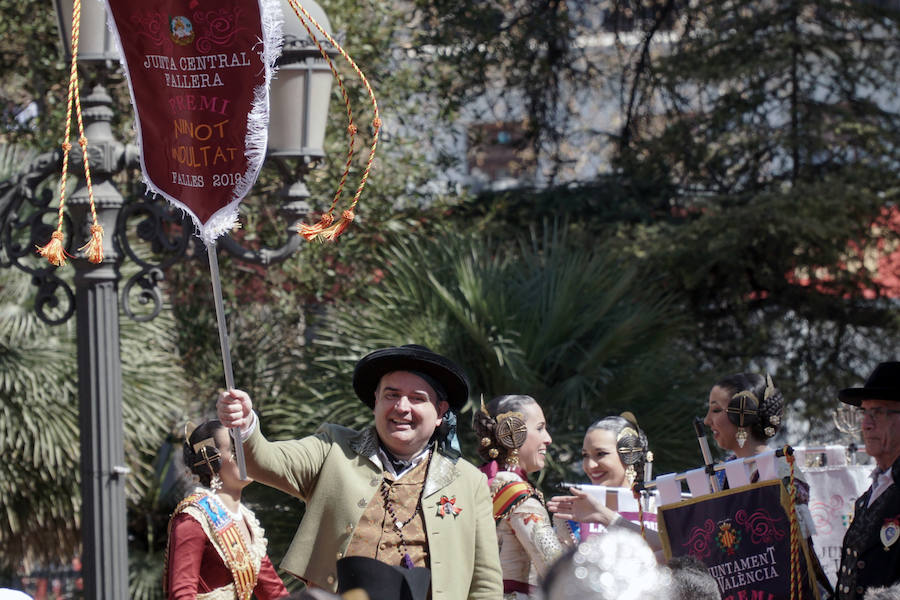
<box><xmin>0</xmin><ymin>250</ymin><xmax>186</xmax><ymax>575</ymax></box>
<box><xmin>611</xmin><ymin>0</ymin><xmax>900</xmax><ymax>434</ymax></box>
<box><xmin>264</xmin><ymin>226</ymin><xmax>703</xmax><ymax>487</ymax></box>
<box><xmin>0</xmin><ymin>0</ymin><xmax>65</xmax><ymax>147</ymax></box>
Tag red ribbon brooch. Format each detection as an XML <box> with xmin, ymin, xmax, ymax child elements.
<box><xmin>438</xmin><ymin>496</ymin><xmax>462</xmax><ymax>517</ymax></box>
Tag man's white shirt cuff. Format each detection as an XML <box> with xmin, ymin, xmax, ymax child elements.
<box><xmin>229</xmin><ymin>410</ymin><xmax>258</xmax><ymax>442</ymax></box>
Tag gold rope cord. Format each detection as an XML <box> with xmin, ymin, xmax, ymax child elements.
<box><xmin>785</xmin><ymin>446</ymin><xmax>802</xmax><ymax>600</ymax></box>
<box><xmin>37</xmin><ymin>0</ymin><xmax>103</xmax><ymax>266</ymax></box>
<box><xmin>287</xmin><ymin>0</ymin><xmax>381</xmax><ymax>242</ymax></box>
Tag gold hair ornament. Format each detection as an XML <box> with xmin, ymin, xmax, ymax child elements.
<box><xmin>728</xmin><ymin>390</ymin><xmax>759</xmax><ymax>449</ymax></box>
<box><xmin>192</xmin><ymin>437</ymin><xmax>217</xmax><ymax>454</ymax></box>
<box><xmin>762</xmin><ymin>373</ymin><xmax>781</xmax><ymax>438</ymax></box>
<box><xmin>505</xmin><ymin>448</ymin><xmax>519</xmax><ymax>469</ymax></box>
<box><xmin>764</xmin><ymin>374</ymin><xmax>776</xmax><ymax>401</ymax></box>
<box><xmin>616</xmin><ymin>425</ymin><xmax>643</xmax><ymax>487</ymax></box>
<box><xmin>616</xmin><ymin>427</ymin><xmax>641</xmax><ymax>460</ymax></box>
<box><xmin>494</xmin><ymin>411</ymin><xmax>527</xmax><ymax>471</ymax></box>
<box><xmin>624</xmin><ymin>464</ymin><xmax>636</xmax><ymax>488</ymax></box>
<box><xmin>184</xmin><ymin>421</ymin><xmax>197</xmax><ymax>443</ymax></box>
<box><xmin>495</xmin><ymin>412</ymin><xmax>528</xmax><ymax>450</ymax></box>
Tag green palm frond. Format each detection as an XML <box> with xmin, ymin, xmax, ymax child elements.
<box><xmin>0</xmin><ymin>267</ymin><xmax>81</xmax><ymax>564</ymax></box>
<box><xmin>0</xmin><ymin>233</ymin><xmax>188</xmax><ymax>576</ymax></box>
<box><xmin>281</xmin><ymin>224</ymin><xmax>704</xmax><ymax>486</ymax></box>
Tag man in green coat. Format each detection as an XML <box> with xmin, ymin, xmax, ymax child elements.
<box><xmin>217</xmin><ymin>345</ymin><xmax>503</xmax><ymax>600</ymax></box>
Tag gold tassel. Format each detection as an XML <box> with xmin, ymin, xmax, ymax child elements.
<box><xmin>297</xmin><ymin>212</ymin><xmax>335</xmax><ymax>241</ymax></box>
<box><xmin>36</xmin><ymin>230</ymin><xmax>69</xmax><ymax>267</ymax></box>
<box><xmin>320</xmin><ymin>209</ymin><xmax>355</xmax><ymax>241</ymax></box>
<box><xmin>79</xmin><ymin>224</ymin><xmax>104</xmax><ymax>263</ymax></box>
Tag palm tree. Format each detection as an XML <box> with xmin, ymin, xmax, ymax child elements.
<box><xmin>0</xmin><ymin>144</ymin><xmax>188</xmax><ymax>597</ymax></box>
<box><xmin>263</xmin><ymin>224</ymin><xmax>706</xmax><ymax>490</ymax></box>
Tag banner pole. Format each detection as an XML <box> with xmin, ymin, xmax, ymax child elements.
<box><xmin>207</xmin><ymin>242</ymin><xmax>248</xmax><ymax>480</ymax></box>
<box><xmin>693</xmin><ymin>417</ymin><xmax>720</xmax><ymax>493</ymax></box>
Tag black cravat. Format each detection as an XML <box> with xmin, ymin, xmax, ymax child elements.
<box><xmin>385</xmin><ymin>452</ymin><xmax>412</xmax><ymax>473</ymax></box>
<box><xmin>379</xmin><ymin>441</ymin><xmax>434</xmax><ymax>474</ymax></box>
<box><xmin>380</xmin><ymin>443</ymin><xmax>414</xmax><ymax>473</ymax></box>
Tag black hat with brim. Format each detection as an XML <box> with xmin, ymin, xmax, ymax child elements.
<box><xmin>352</xmin><ymin>345</ymin><xmax>469</xmax><ymax>411</ymax></box>
<box><xmin>337</xmin><ymin>556</ymin><xmax>431</xmax><ymax>600</ymax></box>
<box><xmin>839</xmin><ymin>361</ymin><xmax>900</xmax><ymax>406</ymax></box>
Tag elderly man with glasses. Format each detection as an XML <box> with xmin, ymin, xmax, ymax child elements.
<box><xmin>834</xmin><ymin>361</ymin><xmax>900</xmax><ymax>600</ymax></box>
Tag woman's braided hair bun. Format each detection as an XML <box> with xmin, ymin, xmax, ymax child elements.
<box><xmin>719</xmin><ymin>373</ymin><xmax>784</xmax><ymax>441</ymax></box>
<box><xmin>757</xmin><ymin>375</ymin><xmax>783</xmax><ymax>438</ymax></box>
<box><xmin>473</xmin><ymin>406</ymin><xmax>499</xmax><ymax>463</ymax></box>
<box><xmin>182</xmin><ymin>420</ymin><xmax>224</xmax><ymax>487</ymax></box>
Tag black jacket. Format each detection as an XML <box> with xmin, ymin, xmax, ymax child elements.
<box><xmin>835</xmin><ymin>456</ymin><xmax>900</xmax><ymax>600</ymax></box>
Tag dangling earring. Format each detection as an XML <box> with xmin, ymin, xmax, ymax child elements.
<box><xmin>624</xmin><ymin>464</ymin><xmax>636</xmax><ymax>488</ymax></box>
<box><xmin>210</xmin><ymin>473</ymin><xmax>223</xmax><ymax>492</ymax></box>
<box><xmin>736</xmin><ymin>427</ymin><xmax>748</xmax><ymax>449</ymax></box>
<box><xmin>505</xmin><ymin>449</ymin><xmax>519</xmax><ymax>470</ymax></box>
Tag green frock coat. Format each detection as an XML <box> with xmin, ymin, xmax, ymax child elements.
<box><xmin>242</xmin><ymin>422</ymin><xmax>503</xmax><ymax>600</ymax></box>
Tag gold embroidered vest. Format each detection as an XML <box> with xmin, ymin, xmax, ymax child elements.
<box><xmin>345</xmin><ymin>454</ymin><xmax>430</xmax><ymax>567</ymax></box>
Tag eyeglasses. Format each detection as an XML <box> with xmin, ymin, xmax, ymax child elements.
<box><xmin>854</xmin><ymin>407</ymin><xmax>900</xmax><ymax>421</ymax></box>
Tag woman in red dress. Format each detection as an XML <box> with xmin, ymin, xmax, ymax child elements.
<box><xmin>165</xmin><ymin>420</ymin><xmax>287</xmax><ymax>600</ymax></box>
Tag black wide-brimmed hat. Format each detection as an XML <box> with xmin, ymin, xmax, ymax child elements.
<box><xmin>352</xmin><ymin>345</ymin><xmax>469</xmax><ymax>411</ymax></box>
<box><xmin>337</xmin><ymin>556</ymin><xmax>431</xmax><ymax>600</ymax></box>
<box><xmin>839</xmin><ymin>361</ymin><xmax>900</xmax><ymax>406</ymax></box>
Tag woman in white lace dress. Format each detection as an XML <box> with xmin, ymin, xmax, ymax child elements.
<box><xmin>473</xmin><ymin>395</ymin><xmax>565</xmax><ymax>600</ymax></box>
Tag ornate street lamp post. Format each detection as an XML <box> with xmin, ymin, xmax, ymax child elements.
<box><xmin>1</xmin><ymin>1</ymin><xmax>334</xmax><ymax>597</ymax></box>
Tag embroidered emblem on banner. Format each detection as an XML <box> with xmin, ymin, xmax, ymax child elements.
<box><xmin>881</xmin><ymin>516</ymin><xmax>900</xmax><ymax>551</ymax></box>
<box><xmin>170</xmin><ymin>16</ymin><xmax>195</xmax><ymax>45</ymax></box>
<box><xmin>715</xmin><ymin>520</ymin><xmax>742</xmax><ymax>556</ymax></box>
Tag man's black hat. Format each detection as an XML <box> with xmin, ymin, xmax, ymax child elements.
<box><xmin>839</xmin><ymin>361</ymin><xmax>900</xmax><ymax>406</ymax></box>
<box><xmin>337</xmin><ymin>556</ymin><xmax>431</xmax><ymax>600</ymax></box>
<box><xmin>352</xmin><ymin>345</ymin><xmax>469</xmax><ymax>411</ymax></box>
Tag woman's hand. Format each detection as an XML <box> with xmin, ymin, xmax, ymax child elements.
<box><xmin>216</xmin><ymin>388</ymin><xmax>253</xmax><ymax>430</ymax></box>
<box><xmin>547</xmin><ymin>487</ymin><xmax>618</xmax><ymax>526</ymax></box>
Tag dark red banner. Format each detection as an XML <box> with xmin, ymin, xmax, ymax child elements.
<box><xmin>105</xmin><ymin>0</ymin><xmax>277</xmax><ymax>242</ymax></box>
<box><xmin>659</xmin><ymin>481</ymin><xmax>821</xmax><ymax>600</ymax></box>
